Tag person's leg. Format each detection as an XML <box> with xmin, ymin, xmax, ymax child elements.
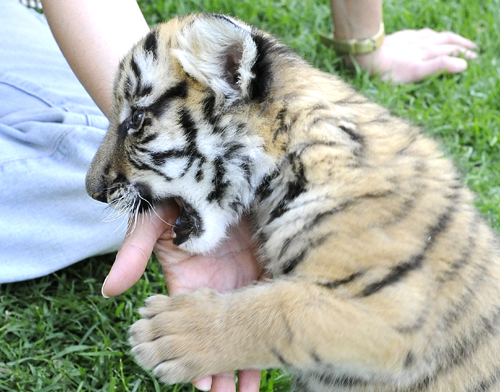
<box><xmin>0</xmin><ymin>0</ymin><xmax>126</xmax><ymax>283</ymax></box>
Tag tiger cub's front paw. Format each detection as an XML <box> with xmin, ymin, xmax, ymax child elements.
<box><xmin>129</xmin><ymin>291</ymin><xmax>228</xmax><ymax>384</ymax></box>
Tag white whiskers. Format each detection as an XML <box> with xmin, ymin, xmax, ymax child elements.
<box><xmin>100</xmin><ymin>188</ymin><xmax>173</xmax><ymax>238</ymax></box>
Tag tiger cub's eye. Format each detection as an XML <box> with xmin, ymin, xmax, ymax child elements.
<box><xmin>129</xmin><ymin>108</ymin><xmax>146</xmax><ymax>131</ymax></box>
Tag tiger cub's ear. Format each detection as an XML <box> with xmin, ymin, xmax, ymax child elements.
<box><xmin>172</xmin><ymin>14</ymin><xmax>257</xmax><ymax>101</ymax></box>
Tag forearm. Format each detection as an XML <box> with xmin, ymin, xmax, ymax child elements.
<box><xmin>41</xmin><ymin>0</ymin><xmax>150</xmax><ymax>118</ymax></box>
<box><xmin>329</xmin><ymin>0</ymin><xmax>382</xmax><ymax>40</ymax></box>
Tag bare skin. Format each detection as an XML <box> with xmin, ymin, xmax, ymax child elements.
<box><xmin>330</xmin><ymin>0</ymin><xmax>477</xmax><ymax>83</ymax></box>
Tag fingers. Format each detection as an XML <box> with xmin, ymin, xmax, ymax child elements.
<box><xmin>422</xmin><ymin>30</ymin><xmax>478</xmax><ymax>50</ymax></box>
<box><xmin>238</xmin><ymin>369</ymin><xmax>262</xmax><ymax>392</ymax></box>
<box><xmin>193</xmin><ymin>376</ymin><xmax>213</xmax><ymax>391</ymax></box>
<box><xmin>198</xmin><ymin>370</ymin><xmax>261</xmax><ymax>392</ymax></box>
<box><xmin>210</xmin><ymin>372</ymin><xmax>237</xmax><ymax>392</ymax></box>
<box><xmin>421</xmin><ymin>44</ymin><xmax>478</xmax><ymax>61</ymax></box>
<box><xmin>375</xmin><ymin>27</ymin><xmax>478</xmax><ymax>84</ymax></box>
<box><xmin>392</xmin><ymin>28</ymin><xmax>477</xmax><ymax>50</ymax></box>
<box><xmin>411</xmin><ymin>56</ymin><xmax>469</xmax><ymax>83</ymax></box>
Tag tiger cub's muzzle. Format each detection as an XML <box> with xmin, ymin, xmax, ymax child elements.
<box><xmin>88</xmin><ymin>174</ymin><xmax>203</xmax><ymax>247</ymax></box>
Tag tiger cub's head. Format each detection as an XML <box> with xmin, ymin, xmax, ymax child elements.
<box><xmin>85</xmin><ymin>14</ymin><xmax>278</xmax><ymax>254</ymax></box>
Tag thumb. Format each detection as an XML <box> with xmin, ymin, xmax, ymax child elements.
<box><xmin>102</xmin><ymin>204</ymin><xmax>176</xmax><ymax>297</ymax></box>
<box><xmin>101</xmin><ymin>220</ymin><xmax>157</xmax><ymax>297</ymax></box>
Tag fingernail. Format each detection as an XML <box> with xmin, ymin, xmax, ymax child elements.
<box><xmin>101</xmin><ymin>275</ymin><xmax>110</xmax><ymax>299</ymax></box>
<box><xmin>192</xmin><ymin>377</ymin><xmax>212</xmax><ymax>391</ymax></box>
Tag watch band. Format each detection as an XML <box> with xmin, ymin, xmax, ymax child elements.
<box><xmin>320</xmin><ymin>22</ymin><xmax>385</xmax><ymax>55</ymax></box>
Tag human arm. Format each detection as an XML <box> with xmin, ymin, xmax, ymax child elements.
<box><xmin>329</xmin><ymin>0</ymin><xmax>478</xmax><ymax>83</ymax></box>
<box><xmin>41</xmin><ymin>0</ymin><xmax>149</xmax><ymax>117</ymax></box>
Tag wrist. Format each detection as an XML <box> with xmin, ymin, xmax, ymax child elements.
<box><xmin>324</xmin><ymin>0</ymin><xmax>384</xmax><ymax>59</ymax></box>
<box><xmin>329</xmin><ymin>0</ymin><xmax>382</xmax><ymax>39</ymax></box>
<box><xmin>341</xmin><ymin>45</ymin><xmax>383</xmax><ymax>75</ymax></box>
<box><xmin>321</xmin><ymin>22</ymin><xmax>385</xmax><ymax>56</ymax></box>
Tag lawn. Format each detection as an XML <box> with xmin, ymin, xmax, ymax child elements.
<box><xmin>1</xmin><ymin>0</ymin><xmax>499</xmax><ymax>391</ymax></box>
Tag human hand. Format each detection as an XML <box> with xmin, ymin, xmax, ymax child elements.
<box><xmin>102</xmin><ymin>199</ymin><xmax>263</xmax><ymax>392</ymax></box>
<box><xmin>347</xmin><ymin>28</ymin><xmax>478</xmax><ymax>84</ymax></box>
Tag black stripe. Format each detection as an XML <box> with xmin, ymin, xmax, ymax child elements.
<box><xmin>383</xmin><ymin>192</ymin><xmax>418</xmax><ymax>226</ymax></box>
<box><xmin>438</xmin><ymin>215</ymin><xmax>477</xmax><ymax>283</ymax></box>
<box><xmin>272</xmin><ymin>108</ymin><xmax>289</xmax><ymax>142</ymax></box>
<box><xmin>404</xmin><ymin>351</ymin><xmax>416</xmax><ymax>368</ymax></box>
<box><xmin>277</xmin><ymin>208</ymin><xmax>338</xmax><ymax>258</ymax></box>
<box><xmin>306</xmin><ymin>202</ymin><xmax>352</xmax><ymax>231</ymax></box>
<box><xmin>140</xmin><ymin>131</ymin><xmax>158</xmax><ymax>145</ymax></box>
<box><xmin>141</xmin><ymin>118</ymin><xmax>152</xmax><ymax>129</ymax></box>
<box><xmin>395</xmin><ymin>129</ymin><xmax>420</xmax><ymax>156</ymax></box>
<box><xmin>255</xmin><ymin>169</ymin><xmax>279</xmax><ymax>201</ymax></box>
<box><xmin>143</xmin><ymin>30</ymin><xmax>158</xmax><ymax>59</ymax></box>
<box><xmin>282</xmin><ymin>232</ymin><xmax>332</xmax><ymax>274</ymax></box>
<box><xmin>267</xmin><ymin>155</ymin><xmax>307</xmax><ymax>223</ymax></box>
<box><xmin>360</xmin><ymin>203</ymin><xmax>456</xmax><ymax>297</ymax></box>
<box><xmin>123</xmin><ymin>75</ymin><xmax>132</xmax><ymax>102</ymax></box>
<box><xmin>317</xmin><ymin>272</ymin><xmax>363</xmax><ymax>290</ymax></box>
<box><xmin>333</xmin><ymin>94</ymin><xmax>369</xmax><ymax>106</ymax></box>
<box><xmin>256</xmin><ymin>229</ymin><xmax>269</xmax><ymax>246</ymax></box>
<box><xmin>439</xmin><ymin>307</ymin><xmax>500</xmax><ymax>383</ymax></box>
<box><xmin>178</xmin><ymin>108</ymin><xmax>204</xmax><ymax>175</ymax></box>
<box><xmin>136</xmin><ymin>84</ymin><xmax>153</xmax><ymax>99</ymax></box>
<box><xmin>150</xmin><ymin>149</ymin><xmax>186</xmax><ymax>166</ymax></box>
<box><xmin>339</xmin><ymin>124</ymin><xmax>364</xmax><ymax>143</ymax></box>
<box><xmin>310</xmin><ymin>351</ymin><xmax>322</xmax><ymax>364</ymax></box>
<box><xmin>427</xmin><ymin>206</ymin><xmax>455</xmax><ymax>242</ymax></box>
<box><xmin>249</xmin><ymin>33</ymin><xmax>273</xmax><ymax>102</ymax></box>
<box><xmin>117</xmin><ymin>118</ymin><xmax>130</xmax><ymax>141</ymax></box>
<box><xmin>179</xmin><ymin>107</ymin><xmax>198</xmax><ymax>147</ymax></box>
<box><xmin>269</xmin><ymin>201</ymin><xmax>350</xmax><ymax>259</ymax></box>
<box><xmin>130</xmin><ymin>56</ymin><xmax>146</xmax><ymax>98</ymax></box>
<box><xmin>271</xmin><ymin>348</ymin><xmax>292</xmax><ymax>367</ymax></box>
<box><xmin>130</xmin><ymin>55</ymin><xmax>141</xmax><ymax>81</ymax></box>
<box><xmin>440</xmin><ymin>268</ymin><xmax>487</xmax><ymax>332</ymax></box>
<box><xmin>360</xmin><ymin>253</ymin><xmax>424</xmax><ymax>297</ymax></box>
<box><xmin>239</xmin><ymin>156</ymin><xmax>253</xmax><ymax>184</ymax></box>
<box><xmin>282</xmin><ymin>249</ymin><xmax>307</xmax><ymax>275</ymax></box>
<box><xmin>195</xmin><ymin>156</ymin><xmax>206</xmax><ymax>182</ymax></box>
<box><xmin>128</xmin><ymin>154</ymin><xmax>174</xmax><ymax>182</ymax></box>
<box><xmin>250</xmin><ymin>33</ymin><xmax>295</xmax><ymax>102</ymax></box>
<box><xmin>147</xmin><ymin>81</ymin><xmax>188</xmax><ymax>118</ymax></box>
<box><xmin>223</xmin><ymin>143</ymin><xmax>245</xmax><ymax>159</ymax></box>
<box><xmin>207</xmin><ymin>156</ymin><xmax>228</xmax><ymax>204</ymax></box>
<box><xmin>202</xmin><ymin>92</ymin><xmax>218</xmax><ymax>124</ymax></box>
<box><xmin>230</xmin><ymin>200</ymin><xmax>244</xmax><ymax>212</ymax></box>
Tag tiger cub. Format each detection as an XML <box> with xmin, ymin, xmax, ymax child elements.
<box><xmin>85</xmin><ymin>13</ymin><xmax>500</xmax><ymax>392</ymax></box>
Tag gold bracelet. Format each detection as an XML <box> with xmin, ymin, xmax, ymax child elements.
<box><xmin>320</xmin><ymin>22</ymin><xmax>385</xmax><ymax>55</ymax></box>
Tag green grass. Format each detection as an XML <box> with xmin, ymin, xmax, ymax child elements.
<box><xmin>2</xmin><ymin>0</ymin><xmax>500</xmax><ymax>390</ymax></box>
